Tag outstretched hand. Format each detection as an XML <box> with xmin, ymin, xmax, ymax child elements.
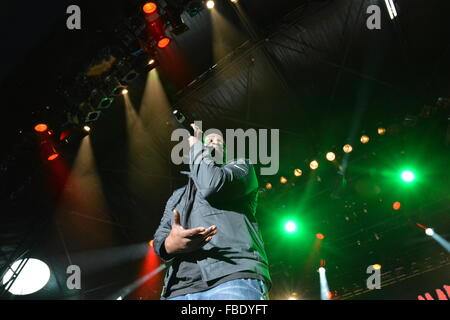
<box><xmin>164</xmin><ymin>210</ymin><xmax>217</xmax><ymax>255</ymax></box>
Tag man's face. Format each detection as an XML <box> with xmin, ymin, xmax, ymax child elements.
<box><xmin>204</xmin><ymin>133</ymin><xmax>224</xmax><ymax>154</ymax></box>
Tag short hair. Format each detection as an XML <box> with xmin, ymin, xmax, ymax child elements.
<box><xmin>202</xmin><ymin>129</ymin><xmax>224</xmax><ymax>144</ymax></box>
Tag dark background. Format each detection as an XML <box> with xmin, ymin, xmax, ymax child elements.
<box><xmin>0</xmin><ymin>0</ymin><xmax>449</xmax><ymax>299</ymax></box>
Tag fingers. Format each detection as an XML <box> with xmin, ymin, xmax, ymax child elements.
<box><xmin>199</xmin><ymin>225</ymin><xmax>217</xmax><ymax>237</ymax></box>
<box><xmin>190</xmin><ymin>123</ymin><xmax>202</xmax><ymax>132</ymax></box>
<box><xmin>184</xmin><ymin>225</ymin><xmax>217</xmax><ymax>239</ymax></box>
<box><xmin>199</xmin><ymin>227</ymin><xmax>217</xmax><ymax>243</ymax></box>
<box><xmin>182</xmin><ymin>226</ymin><xmax>206</xmax><ymax>238</ymax></box>
<box><xmin>190</xmin><ymin>123</ymin><xmax>203</xmax><ymax>139</ymax></box>
<box><xmin>172</xmin><ymin>210</ymin><xmax>181</xmax><ymax>226</ymax></box>
<box><xmin>199</xmin><ymin>235</ymin><xmax>214</xmax><ymax>247</ymax></box>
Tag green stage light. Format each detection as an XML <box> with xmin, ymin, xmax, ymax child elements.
<box><xmin>284</xmin><ymin>221</ymin><xmax>297</xmax><ymax>233</ymax></box>
<box><xmin>401</xmin><ymin>170</ymin><xmax>415</xmax><ymax>183</ymax></box>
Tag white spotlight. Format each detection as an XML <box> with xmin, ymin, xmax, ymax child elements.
<box><xmin>83</xmin><ymin>125</ymin><xmax>91</xmax><ymax>132</ymax></box>
<box><xmin>425</xmin><ymin>228</ymin><xmax>435</xmax><ymax>236</ymax></box>
<box><xmin>318</xmin><ymin>267</ymin><xmax>330</xmax><ymax>300</ymax></box>
<box><xmin>206</xmin><ymin>0</ymin><xmax>215</xmax><ymax>9</ymax></box>
<box><xmin>384</xmin><ymin>0</ymin><xmax>398</xmax><ymax>20</ymax></box>
<box><xmin>2</xmin><ymin>259</ymin><xmax>51</xmax><ymax>295</ymax></box>
<box><xmin>122</xmin><ymin>88</ymin><xmax>128</xmax><ymax>95</ymax></box>
<box><xmin>288</xmin><ymin>293</ymin><xmax>298</xmax><ymax>300</ymax></box>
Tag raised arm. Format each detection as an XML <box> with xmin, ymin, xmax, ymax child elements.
<box><xmin>189</xmin><ymin>140</ymin><xmax>258</xmax><ymax>200</ymax></box>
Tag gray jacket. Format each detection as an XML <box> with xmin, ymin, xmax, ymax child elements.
<box><xmin>153</xmin><ymin>141</ymin><xmax>271</xmax><ymax>298</ymax></box>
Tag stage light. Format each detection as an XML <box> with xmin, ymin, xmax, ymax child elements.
<box><xmin>206</xmin><ymin>0</ymin><xmax>215</xmax><ymax>9</ymax></box>
<box><xmin>378</xmin><ymin>127</ymin><xmax>386</xmax><ymax>135</ymax></box>
<box><xmin>85</xmin><ymin>111</ymin><xmax>102</xmax><ymax>123</ymax></box>
<box><xmin>89</xmin><ymin>88</ymin><xmax>108</xmax><ymax>108</ymax></box>
<box><xmin>149</xmin><ymin>240</ymin><xmax>154</xmax><ymax>247</ymax></box>
<box><xmin>136</xmin><ymin>55</ymin><xmax>158</xmax><ymax>73</ymax></box>
<box><xmin>326</xmin><ymin>152</ymin><xmax>335</xmax><ymax>161</ymax></box>
<box><xmin>112</xmin><ymin>85</ymin><xmax>127</xmax><ymax>96</ymax></box>
<box><xmin>284</xmin><ymin>221</ymin><xmax>297</xmax><ymax>233</ymax></box>
<box><xmin>48</xmin><ymin>153</ymin><xmax>59</xmax><ymax>161</ymax></box>
<box><xmin>157</xmin><ymin>37</ymin><xmax>171</xmax><ymax>48</ymax></box>
<box><xmin>97</xmin><ymin>97</ymin><xmax>113</xmax><ymax>109</ymax></box>
<box><xmin>142</xmin><ymin>2</ymin><xmax>170</xmax><ymax>50</ymax></box>
<box><xmin>122</xmin><ymin>88</ymin><xmax>128</xmax><ymax>95</ymax></box>
<box><xmin>165</xmin><ymin>3</ymin><xmax>190</xmax><ymax>35</ymax></box>
<box><xmin>318</xmin><ymin>266</ymin><xmax>330</xmax><ymax>300</ymax></box>
<box><xmin>401</xmin><ymin>170</ymin><xmax>415</xmax><ymax>183</ymax></box>
<box><xmin>360</xmin><ymin>135</ymin><xmax>370</xmax><ymax>144</ymax></box>
<box><xmin>343</xmin><ymin>144</ymin><xmax>353</xmax><ymax>153</ymax></box>
<box><xmin>41</xmin><ymin>140</ymin><xmax>59</xmax><ymax>161</ymax></box>
<box><xmin>424</xmin><ymin>230</ymin><xmax>450</xmax><ymax>252</ymax></box>
<box><xmin>310</xmin><ymin>160</ymin><xmax>319</xmax><ymax>170</ymax></box>
<box><xmin>34</xmin><ymin>124</ymin><xmax>48</xmax><ymax>133</ymax></box>
<box><xmin>265</xmin><ymin>183</ymin><xmax>272</xmax><ymax>190</ymax></box>
<box><xmin>230</xmin><ymin>0</ymin><xmax>239</xmax><ymax>3</ymax></box>
<box><xmin>384</xmin><ymin>0</ymin><xmax>397</xmax><ymax>20</ymax></box>
<box><xmin>280</xmin><ymin>176</ymin><xmax>287</xmax><ymax>184</ymax></box>
<box><xmin>316</xmin><ymin>233</ymin><xmax>325</xmax><ymax>240</ymax></box>
<box><xmin>187</xmin><ymin>0</ymin><xmax>204</xmax><ymax>17</ymax></box>
<box><xmin>143</xmin><ymin>2</ymin><xmax>157</xmax><ymax>14</ymax></box>
<box><xmin>104</xmin><ymin>75</ymin><xmax>122</xmax><ymax>96</ymax></box>
<box><xmin>288</xmin><ymin>292</ymin><xmax>298</xmax><ymax>300</ymax></box>
<box><xmin>373</xmin><ymin>264</ymin><xmax>381</xmax><ymax>270</ymax></box>
<box><xmin>2</xmin><ymin>258</ymin><xmax>50</xmax><ymax>295</ymax></box>
<box><xmin>393</xmin><ymin>201</ymin><xmax>401</xmax><ymax>210</ymax></box>
<box><xmin>294</xmin><ymin>169</ymin><xmax>302</xmax><ymax>176</ymax></box>
<box><xmin>83</xmin><ymin>125</ymin><xmax>91</xmax><ymax>132</ymax></box>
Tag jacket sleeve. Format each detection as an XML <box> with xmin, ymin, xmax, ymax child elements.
<box><xmin>153</xmin><ymin>193</ymin><xmax>177</xmax><ymax>263</ymax></box>
<box><xmin>189</xmin><ymin>141</ymin><xmax>258</xmax><ymax>200</ymax></box>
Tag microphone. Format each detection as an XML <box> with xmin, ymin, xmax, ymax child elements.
<box><xmin>172</xmin><ymin>109</ymin><xmax>194</xmax><ymax>136</ymax></box>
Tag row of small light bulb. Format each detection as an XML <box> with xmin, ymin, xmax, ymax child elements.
<box><xmin>266</xmin><ymin>128</ymin><xmax>387</xmax><ymax>188</ymax></box>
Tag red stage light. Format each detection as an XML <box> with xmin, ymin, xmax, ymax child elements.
<box><xmin>59</xmin><ymin>129</ymin><xmax>70</xmax><ymax>141</ymax></box>
<box><xmin>316</xmin><ymin>233</ymin><xmax>325</xmax><ymax>240</ymax></box>
<box><xmin>157</xmin><ymin>37</ymin><xmax>171</xmax><ymax>48</ymax></box>
<box><xmin>48</xmin><ymin>153</ymin><xmax>59</xmax><ymax>161</ymax></box>
<box><xmin>393</xmin><ymin>201</ymin><xmax>401</xmax><ymax>210</ymax></box>
<box><xmin>34</xmin><ymin>124</ymin><xmax>48</xmax><ymax>132</ymax></box>
<box><xmin>143</xmin><ymin>2</ymin><xmax>157</xmax><ymax>14</ymax></box>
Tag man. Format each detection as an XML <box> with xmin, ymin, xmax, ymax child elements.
<box><xmin>153</xmin><ymin>124</ymin><xmax>271</xmax><ymax>300</ymax></box>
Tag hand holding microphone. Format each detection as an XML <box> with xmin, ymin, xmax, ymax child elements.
<box><xmin>188</xmin><ymin>123</ymin><xmax>203</xmax><ymax>147</ymax></box>
<box><xmin>172</xmin><ymin>109</ymin><xmax>202</xmax><ymax>147</ymax></box>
